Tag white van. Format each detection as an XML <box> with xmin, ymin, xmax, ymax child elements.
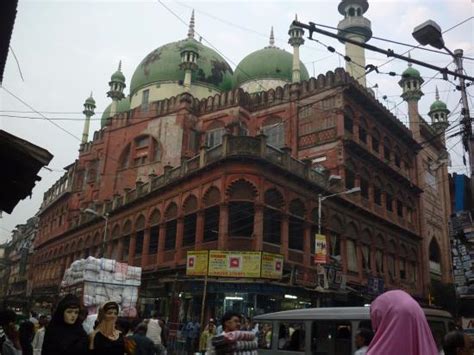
<box><xmin>253</xmin><ymin>307</ymin><xmax>454</xmax><ymax>355</ymax></box>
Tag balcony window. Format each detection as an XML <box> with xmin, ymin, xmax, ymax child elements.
<box><xmin>263</xmin><ymin>207</ymin><xmax>281</xmax><ymax>244</ymax></box>
<box><xmin>374</xmin><ymin>186</ymin><xmax>382</xmax><ymax>206</ymax></box>
<box><xmin>360</xmin><ymin>178</ymin><xmax>369</xmax><ymax>200</ymax></box>
<box><xmin>397</xmin><ymin>200</ymin><xmax>403</xmax><ymax>217</ymax></box>
<box><xmin>359</xmin><ymin>121</ymin><xmax>367</xmax><ymax>144</ymax></box>
<box><xmin>345</xmin><ymin>168</ymin><xmax>355</xmax><ymax>190</ymax></box>
<box><xmin>203</xmin><ymin>206</ymin><xmax>219</xmax><ymax>242</ymax></box>
<box><xmin>386</xmin><ymin>193</ymin><xmax>393</xmax><ymax>212</ymax></box>
<box><xmin>263</xmin><ymin>122</ymin><xmax>284</xmax><ymax>148</ymax></box>
<box><xmin>206</xmin><ymin>128</ymin><xmax>225</xmax><ymax>148</ymax></box>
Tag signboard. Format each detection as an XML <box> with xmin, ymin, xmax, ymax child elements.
<box><xmin>186</xmin><ymin>251</ymin><xmax>209</xmax><ymax>276</ymax></box>
<box><xmin>367</xmin><ymin>276</ymin><xmax>385</xmax><ymax>296</ymax></box>
<box><xmin>208</xmin><ymin>251</ymin><xmax>261</xmax><ymax>278</ymax></box>
<box><xmin>261</xmin><ymin>252</ymin><xmax>284</xmax><ymax>279</ymax></box>
<box><xmin>314</xmin><ymin>234</ymin><xmax>328</xmax><ymax>264</ymax></box>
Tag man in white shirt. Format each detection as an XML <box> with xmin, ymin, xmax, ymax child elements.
<box><xmin>354</xmin><ymin>328</ymin><xmax>374</xmax><ymax>355</ymax></box>
<box><xmin>146</xmin><ymin>312</ymin><xmax>164</xmax><ymax>354</ymax></box>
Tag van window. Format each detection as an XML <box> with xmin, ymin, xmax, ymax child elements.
<box><xmin>311</xmin><ymin>321</ymin><xmax>352</xmax><ymax>355</ymax></box>
<box><xmin>277</xmin><ymin>322</ymin><xmax>305</xmax><ymax>352</ymax></box>
<box><xmin>428</xmin><ymin>320</ymin><xmax>446</xmax><ymax>352</ymax></box>
<box><xmin>258</xmin><ymin>322</ymin><xmax>273</xmax><ymax>349</ymax></box>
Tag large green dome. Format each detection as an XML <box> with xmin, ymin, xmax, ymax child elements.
<box><xmin>402</xmin><ymin>66</ymin><xmax>421</xmax><ymax>79</ymax></box>
<box><xmin>101</xmin><ymin>97</ymin><xmax>131</xmax><ymax>127</ymax></box>
<box><xmin>430</xmin><ymin>99</ymin><xmax>448</xmax><ymax>112</ymax></box>
<box><xmin>233</xmin><ymin>47</ymin><xmax>309</xmax><ymax>88</ymax></box>
<box><xmin>130</xmin><ymin>38</ymin><xmax>233</xmax><ymax>96</ymax></box>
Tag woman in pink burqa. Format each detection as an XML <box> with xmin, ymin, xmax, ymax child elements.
<box><xmin>367</xmin><ymin>290</ymin><xmax>439</xmax><ymax>355</ymax></box>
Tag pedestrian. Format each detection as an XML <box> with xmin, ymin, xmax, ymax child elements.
<box><xmin>199</xmin><ymin>319</ymin><xmax>216</xmax><ymax>355</ymax></box>
<box><xmin>32</xmin><ymin>315</ymin><xmax>48</xmax><ymax>355</ymax></box>
<box><xmin>41</xmin><ymin>294</ymin><xmax>89</xmax><ymax>355</ymax></box>
<box><xmin>354</xmin><ymin>328</ymin><xmax>374</xmax><ymax>355</ymax></box>
<box><xmin>211</xmin><ymin>311</ymin><xmax>258</xmax><ymax>355</ymax></box>
<box><xmin>145</xmin><ymin>311</ymin><xmax>164</xmax><ymax>354</ymax></box>
<box><xmin>89</xmin><ymin>301</ymin><xmax>125</xmax><ymax>355</ymax></box>
<box><xmin>183</xmin><ymin>318</ymin><xmax>199</xmax><ymax>355</ymax></box>
<box><xmin>131</xmin><ymin>322</ymin><xmax>157</xmax><ymax>355</ymax></box>
<box><xmin>0</xmin><ymin>309</ymin><xmax>22</xmax><ymax>355</ymax></box>
<box><xmin>443</xmin><ymin>330</ymin><xmax>473</xmax><ymax>355</ymax></box>
<box><xmin>19</xmin><ymin>320</ymin><xmax>35</xmax><ymax>355</ymax></box>
<box><xmin>366</xmin><ymin>289</ymin><xmax>439</xmax><ymax>355</ymax></box>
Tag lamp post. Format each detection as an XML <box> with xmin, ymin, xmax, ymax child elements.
<box><xmin>317</xmin><ymin>187</ymin><xmax>361</xmax><ymax>234</ymax></box>
<box><xmin>83</xmin><ymin>208</ymin><xmax>109</xmax><ymax>258</ymax></box>
<box><xmin>412</xmin><ymin>20</ymin><xmax>473</xmax><ymax>194</ymax></box>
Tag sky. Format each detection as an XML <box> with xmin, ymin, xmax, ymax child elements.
<box><xmin>1</xmin><ymin>0</ymin><xmax>473</xmax><ymax>242</ymax></box>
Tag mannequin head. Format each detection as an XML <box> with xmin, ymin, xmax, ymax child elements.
<box><xmin>63</xmin><ymin>307</ymin><xmax>80</xmax><ymax>325</ymax></box>
<box><xmin>98</xmin><ymin>301</ymin><xmax>119</xmax><ymax>324</ymax></box>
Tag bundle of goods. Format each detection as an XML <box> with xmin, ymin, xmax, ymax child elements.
<box><xmin>61</xmin><ymin>256</ymin><xmax>141</xmax><ymax>317</ymax></box>
<box><xmin>212</xmin><ymin>331</ymin><xmax>258</xmax><ymax>355</ymax></box>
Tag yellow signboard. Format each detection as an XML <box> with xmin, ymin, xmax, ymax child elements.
<box><xmin>186</xmin><ymin>251</ymin><xmax>209</xmax><ymax>276</ymax></box>
<box><xmin>314</xmin><ymin>234</ymin><xmax>328</xmax><ymax>264</ymax></box>
<box><xmin>261</xmin><ymin>252</ymin><xmax>284</xmax><ymax>279</ymax></box>
<box><xmin>208</xmin><ymin>251</ymin><xmax>261</xmax><ymax>278</ymax></box>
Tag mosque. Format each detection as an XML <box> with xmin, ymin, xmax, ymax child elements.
<box><xmin>31</xmin><ymin>0</ymin><xmax>453</xmax><ymax>323</ymax></box>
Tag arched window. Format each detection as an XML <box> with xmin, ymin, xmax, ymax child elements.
<box><xmin>344</xmin><ymin>107</ymin><xmax>354</xmax><ymax>134</ymax></box>
<box><xmin>385</xmin><ymin>184</ymin><xmax>394</xmax><ymax>212</ymax></box>
<box><xmin>164</xmin><ymin>203</ymin><xmax>178</xmax><ymax>250</ymax></box>
<box><xmin>396</xmin><ymin>197</ymin><xmax>404</xmax><ymax>218</ymax></box>
<box><xmin>328</xmin><ymin>215</ymin><xmax>343</xmax><ymax>261</ymax></box>
<box><xmin>375</xmin><ymin>235</ymin><xmax>384</xmax><ymax>274</ymax></box>
<box><xmin>348</xmin><ymin>7</ymin><xmax>355</xmax><ymax>16</ymax></box>
<box><xmin>228</xmin><ymin>180</ymin><xmax>256</xmax><ymax>237</ymax></box>
<box><xmin>346</xmin><ymin>223</ymin><xmax>359</xmax><ymax>273</ymax></box>
<box><xmin>134</xmin><ymin>214</ymin><xmax>146</xmax><ymax>257</ymax></box>
<box><xmin>110</xmin><ymin>225</ymin><xmax>121</xmax><ymax>260</ymax></box>
<box><xmin>399</xmin><ymin>245</ymin><xmax>408</xmax><ymax>280</ymax></box>
<box><xmin>183</xmin><ymin>195</ymin><xmax>198</xmax><ymax>246</ymax></box>
<box><xmin>263</xmin><ymin>189</ymin><xmax>284</xmax><ymax>244</ymax></box>
<box><xmin>345</xmin><ymin>160</ymin><xmax>356</xmax><ymax>190</ymax></box>
<box><xmin>119</xmin><ymin>144</ymin><xmax>131</xmax><ymax>169</ymax></box>
<box><xmin>371</xmin><ymin>129</ymin><xmax>380</xmax><ymax>153</ymax></box>
<box><xmin>148</xmin><ymin>209</ymin><xmax>161</xmax><ymax>255</ymax></box>
<box><xmin>373</xmin><ymin>177</ymin><xmax>383</xmax><ymax>206</ymax></box>
<box><xmin>387</xmin><ymin>240</ymin><xmax>397</xmax><ymax>281</ymax></box>
<box><xmin>288</xmin><ymin>199</ymin><xmax>306</xmax><ymax>251</ymax></box>
<box><xmin>383</xmin><ymin>137</ymin><xmax>391</xmax><ymax>162</ymax></box>
<box><xmin>429</xmin><ymin>238</ymin><xmax>441</xmax><ymax>263</ymax></box>
<box><xmin>262</xmin><ymin>117</ymin><xmax>285</xmax><ymax>148</ymax></box>
<box><xmin>360</xmin><ymin>229</ymin><xmax>372</xmax><ymax>272</ymax></box>
<box><xmin>206</xmin><ymin>121</ymin><xmax>225</xmax><ymax>148</ymax></box>
<box><xmin>359</xmin><ymin>118</ymin><xmax>368</xmax><ymax>144</ymax></box>
<box><xmin>122</xmin><ymin>220</ymin><xmax>132</xmax><ymax>262</ymax></box>
<box><xmin>394</xmin><ymin>146</ymin><xmax>401</xmax><ymax>168</ymax></box>
<box><xmin>203</xmin><ymin>187</ymin><xmax>220</xmax><ymax>242</ymax></box>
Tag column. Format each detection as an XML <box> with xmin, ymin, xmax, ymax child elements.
<box><xmin>175</xmin><ymin>217</ymin><xmax>184</xmax><ymax>263</ymax></box>
<box><xmin>195</xmin><ymin>211</ymin><xmax>204</xmax><ymax>250</ymax></box>
<box><xmin>218</xmin><ymin>204</ymin><xmax>228</xmax><ymax>250</ymax></box>
<box><xmin>281</xmin><ymin>215</ymin><xmax>289</xmax><ymax>259</ymax></box>
<box><xmin>157</xmin><ymin>223</ymin><xmax>166</xmax><ymax>264</ymax></box>
<box><xmin>253</xmin><ymin>204</ymin><xmax>264</xmax><ymax>251</ymax></box>
<box><xmin>142</xmin><ymin>227</ymin><xmax>151</xmax><ymax>267</ymax></box>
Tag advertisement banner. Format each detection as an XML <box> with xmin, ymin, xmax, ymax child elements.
<box><xmin>261</xmin><ymin>252</ymin><xmax>284</xmax><ymax>279</ymax></box>
<box><xmin>314</xmin><ymin>234</ymin><xmax>328</xmax><ymax>264</ymax></box>
<box><xmin>208</xmin><ymin>251</ymin><xmax>261</xmax><ymax>278</ymax></box>
<box><xmin>186</xmin><ymin>251</ymin><xmax>209</xmax><ymax>276</ymax></box>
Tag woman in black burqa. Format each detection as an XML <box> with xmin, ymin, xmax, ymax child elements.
<box><xmin>41</xmin><ymin>294</ymin><xmax>89</xmax><ymax>355</ymax></box>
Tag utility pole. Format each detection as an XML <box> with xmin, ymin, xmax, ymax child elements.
<box><xmin>452</xmin><ymin>49</ymin><xmax>474</xmax><ymax>200</ymax></box>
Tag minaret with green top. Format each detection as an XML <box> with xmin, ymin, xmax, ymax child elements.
<box><xmin>180</xmin><ymin>10</ymin><xmax>199</xmax><ymax>92</ymax></box>
<box><xmin>398</xmin><ymin>59</ymin><xmax>424</xmax><ymax>137</ymax></box>
<box><xmin>82</xmin><ymin>93</ymin><xmax>95</xmax><ymax>144</ymax></box>
<box><xmin>107</xmin><ymin>61</ymin><xmax>126</xmax><ymax>117</ymax></box>
<box><xmin>429</xmin><ymin>87</ymin><xmax>450</xmax><ymax>133</ymax></box>
<box><xmin>288</xmin><ymin>15</ymin><xmax>305</xmax><ymax>83</ymax></box>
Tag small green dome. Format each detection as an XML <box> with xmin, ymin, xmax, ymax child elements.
<box><xmin>101</xmin><ymin>97</ymin><xmax>131</xmax><ymax>127</ymax></box>
<box><xmin>402</xmin><ymin>66</ymin><xmax>421</xmax><ymax>79</ymax></box>
<box><xmin>430</xmin><ymin>99</ymin><xmax>448</xmax><ymax>112</ymax></box>
<box><xmin>130</xmin><ymin>38</ymin><xmax>233</xmax><ymax>96</ymax></box>
<box><xmin>111</xmin><ymin>70</ymin><xmax>126</xmax><ymax>83</ymax></box>
<box><xmin>85</xmin><ymin>96</ymin><xmax>96</xmax><ymax>106</ymax></box>
<box><xmin>233</xmin><ymin>47</ymin><xmax>309</xmax><ymax>88</ymax></box>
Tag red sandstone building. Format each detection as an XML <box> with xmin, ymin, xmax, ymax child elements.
<box><xmin>30</xmin><ymin>1</ymin><xmax>453</xmax><ymax>319</ymax></box>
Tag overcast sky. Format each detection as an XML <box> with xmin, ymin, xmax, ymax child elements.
<box><xmin>1</xmin><ymin>0</ymin><xmax>473</xmax><ymax>242</ymax></box>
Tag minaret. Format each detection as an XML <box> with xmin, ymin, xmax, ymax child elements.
<box><xmin>288</xmin><ymin>15</ymin><xmax>305</xmax><ymax>83</ymax></box>
<box><xmin>180</xmin><ymin>10</ymin><xmax>199</xmax><ymax>92</ymax></box>
<box><xmin>398</xmin><ymin>59</ymin><xmax>424</xmax><ymax>137</ymax></box>
<box><xmin>429</xmin><ymin>87</ymin><xmax>450</xmax><ymax>134</ymax></box>
<box><xmin>107</xmin><ymin>61</ymin><xmax>126</xmax><ymax>117</ymax></box>
<box><xmin>337</xmin><ymin>0</ymin><xmax>372</xmax><ymax>87</ymax></box>
<box><xmin>82</xmin><ymin>93</ymin><xmax>96</xmax><ymax>144</ymax></box>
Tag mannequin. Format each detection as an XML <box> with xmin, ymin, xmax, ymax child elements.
<box><xmin>89</xmin><ymin>301</ymin><xmax>125</xmax><ymax>355</ymax></box>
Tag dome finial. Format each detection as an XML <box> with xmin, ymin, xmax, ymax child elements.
<box><xmin>118</xmin><ymin>60</ymin><xmax>122</xmax><ymax>71</ymax></box>
<box><xmin>295</xmin><ymin>13</ymin><xmax>298</xmax><ymax>21</ymax></box>
<box><xmin>269</xmin><ymin>26</ymin><xmax>275</xmax><ymax>47</ymax></box>
<box><xmin>188</xmin><ymin>10</ymin><xmax>195</xmax><ymax>39</ymax></box>
<box><xmin>90</xmin><ymin>91</ymin><xmax>93</xmax><ymax>98</ymax></box>
<box><xmin>435</xmin><ymin>86</ymin><xmax>440</xmax><ymax>100</ymax></box>
<box><xmin>407</xmin><ymin>52</ymin><xmax>412</xmax><ymax>67</ymax></box>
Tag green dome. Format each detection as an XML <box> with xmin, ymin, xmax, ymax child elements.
<box><xmin>130</xmin><ymin>38</ymin><xmax>233</xmax><ymax>96</ymax></box>
<box><xmin>430</xmin><ymin>99</ymin><xmax>448</xmax><ymax>112</ymax></box>
<box><xmin>233</xmin><ymin>47</ymin><xmax>309</xmax><ymax>88</ymax></box>
<box><xmin>402</xmin><ymin>66</ymin><xmax>421</xmax><ymax>79</ymax></box>
<box><xmin>85</xmin><ymin>96</ymin><xmax>96</xmax><ymax>105</ymax></box>
<box><xmin>111</xmin><ymin>70</ymin><xmax>126</xmax><ymax>83</ymax></box>
<box><xmin>101</xmin><ymin>97</ymin><xmax>131</xmax><ymax>127</ymax></box>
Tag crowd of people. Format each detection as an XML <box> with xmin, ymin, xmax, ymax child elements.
<box><xmin>0</xmin><ymin>290</ymin><xmax>472</xmax><ymax>355</ymax></box>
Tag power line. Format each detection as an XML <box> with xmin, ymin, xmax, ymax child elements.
<box><xmin>8</xmin><ymin>46</ymin><xmax>25</xmax><ymax>82</ymax></box>
<box><xmin>1</xmin><ymin>86</ymin><xmax>82</xmax><ymax>141</ymax></box>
